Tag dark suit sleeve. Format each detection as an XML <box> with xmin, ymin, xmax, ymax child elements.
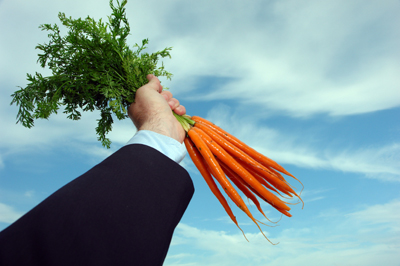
<box><xmin>0</xmin><ymin>144</ymin><xmax>194</xmax><ymax>266</ymax></box>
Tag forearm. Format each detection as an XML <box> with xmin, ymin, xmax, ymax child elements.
<box><xmin>0</xmin><ymin>144</ymin><xmax>194</xmax><ymax>266</ymax></box>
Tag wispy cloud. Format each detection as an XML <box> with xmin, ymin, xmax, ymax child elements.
<box><xmin>23</xmin><ymin>190</ymin><xmax>35</xmax><ymax>198</ymax></box>
<box><xmin>4</xmin><ymin>0</ymin><xmax>398</xmax><ymax>123</ymax></box>
<box><xmin>0</xmin><ymin>203</ymin><xmax>23</xmax><ymax>224</ymax></box>
<box><xmin>0</xmin><ymin>95</ymin><xmax>136</xmax><ymax>167</ymax></box>
<box><xmin>163</xmin><ymin>0</ymin><xmax>400</xmax><ymax>117</ymax></box>
<box><xmin>347</xmin><ymin>199</ymin><xmax>400</xmax><ymax>232</ymax></box>
<box><xmin>2</xmin><ymin>0</ymin><xmax>399</xmax><ymax>159</ymax></box>
<box><xmin>167</xmin><ymin>199</ymin><xmax>400</xmax><ymax>266</ymax></box>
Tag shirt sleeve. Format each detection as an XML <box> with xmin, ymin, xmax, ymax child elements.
<box><xmin>125</xmin><ymin>130</ymin><xmax>187</xmax><ymax>164</ymax></box>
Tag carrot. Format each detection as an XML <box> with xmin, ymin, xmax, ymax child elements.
<box><xmin>192</xmin><ymin>116</ymin><xmax>295</xmax><ymax>177</ymax></box>
<box><xmin>240</xmin><ymin>159</ymin><xmax>304</xmax><ymax>208</ymax></box>
<box><xmin>194</xmin><ymin>122</ymin><xmax>295</xmax><ymax>197</ymax></box>
<box><xmin>221</xmin><ymin>158</ymin><xmax>294</xmax><ymax>217</ymax></box>
<box><xmin>192</xmin><ymin>127</ymin><xmax>290</xmax><ymax>213</ymax></box>
<box><xmin>192</xmin><ymin>116</ymin><xmax>304</xmax><ymax>208</ymax></box>
<box><xmin>235</xmin><ymin>152</ymin><xmax>304</xmax><ymax>208</ymax></box>
<box><xmin>184</xmin><ymin>137</ymin><xmax>248</xmax><ymax>240</ymax></box>
<box><xmin>188</xmin><ymin>128</ymin><xmax>276</xmax><ymax>244</ymax></box>
<box><xmin>236</xmin><ymin>174</ymin><xmax>291</xmax><ymax>218</ymax></box>
<box><xmin>187</xmin><ymin>129</ymin><xmax>249</xmax><ymax>213</ymax></box>
<box><xmin>275</xmin><ymin>208</ymin><xmax>292</xmax><ymax>217</ymax></box>
<box><xmin>237</xmin><ymin>160</ymin><xmax>287</xmax><ymax>198</ymax></box>
<box><xmin>219</xmin><ymin>160</ymin><xmax>278</xmax><ymax>224</ymax></box>
<box><xmin>265</xmin><ymin>165</ymin><xmax>285</xmax><ymax>181</ymax></box>
<box><xmin>264</xmin><ymin>165</ymin><xmax>302</xmax><ymax>194</ymax></box>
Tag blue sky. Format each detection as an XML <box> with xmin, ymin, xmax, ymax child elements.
<box><xmin>1</xmin><ymin>0</ymin><xmax>399</xmax><ymax>265</ymax></box>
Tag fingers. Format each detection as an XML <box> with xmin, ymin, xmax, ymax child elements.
<box><xmin>174</xmin><ymin>105</ymin><xmax>186</xmax><ymax>116</ymax></box>
<box><xmin>160</xmin><ymin>90</ymin><xmax>186</xmax><ymax>115</ymax></box>
<box><xmin>141</xmin><ymin>74</ymin><xmax>186</xmax><ymax>115</ymax></box>
<box><xmin>161</xmin><ymin>90</ymin><xmax>173</xmax><ymax>102</ymax></box>
<box><xmin>167</xmin><ymin>98</ymin><xmax>180</xmax><ymax>110</ymax></box>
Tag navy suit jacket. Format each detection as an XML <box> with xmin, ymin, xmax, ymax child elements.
<box><xmin>0</xmin><ymin>144</ymin><xmax>194</xmax><ymax>266</ymax></box>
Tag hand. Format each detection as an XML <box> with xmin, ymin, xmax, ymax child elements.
<box><xmin>128</xmin><ymin>74</ymin><xmax>187</xmax><ymax>143</ymax></box>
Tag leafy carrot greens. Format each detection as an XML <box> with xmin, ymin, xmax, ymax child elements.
<box><xmin>10</xmin><ymin>0</ymin><xmax>174</xmax><ymax>148</ymax></box>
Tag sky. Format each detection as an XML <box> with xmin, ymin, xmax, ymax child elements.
<box><xmin>0</xmin><ymin>0</ymin><xmax>399</xmax><ymax>265</ymax></box>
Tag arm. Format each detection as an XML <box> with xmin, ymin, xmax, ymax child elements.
<box><xmin>0</xmin><ymin>75</ymin><xmax>194</xmax><ymax>266</ymax></box>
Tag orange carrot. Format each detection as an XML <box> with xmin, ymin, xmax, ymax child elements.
<box><xmin>237</xmin><ymin>161</ymin><xmax>287</xmax><ymax>198</ymax></box>
<box><xmin>184</xmin><ymin>137</ymin><xmax>248</xmax><ymax>240</ymax></box>
<box><xmin>187</xmin><ymin>129</ymin><xmax>249</xmax><ymax>213</ymax></box>
<box><xmin>220</xmin><ymin>158</ymin><xmax>294</xmax><ymax>217</ymax></box>
<box><xmin>265</xmin><ymin>165</ymin><xmax>286</xmax><ymax>181</ymax></box>
<box><xmin>192</xmin><ymin>116</ymin><xmax>304</xmax><ymax>208</ymax></box>
<box><xmin>192</xmin><ymin>116</ymin><xmax>295</xmax><ymax>177</ymax></box>
<box><xmin>194</xmin><ymin>122</ymin><xmax>295</xmax><ymax>197</ymax></box>
<box><xmin>219</xmin><ymin>160</ymin><xmax>278</xmax><ymax>224</ymax></box>
<box><xmin>188</xmin><ymin>128</ymin><xmax>276</xmax><ymax>244</ymax></box>
<box><xmin>192</xmin><ymin>126</ymin><xmax>290</xmax><ymax>213</ymax></box>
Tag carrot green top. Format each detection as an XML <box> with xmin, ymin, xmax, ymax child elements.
<box><xmin>10</xmin><ymin>0</ymin><xmax>191</xmax><ymax>148</ymax></box>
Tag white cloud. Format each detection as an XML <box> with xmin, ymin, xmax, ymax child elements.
<box><xmin>0</xmin><ymin>95</ymin><xmax>135</xmax><ymax>167</ymax></box>
<box><xmin>162</xmin><ymin>0</ymin><xmax>400</xmax><ymax>117</ymax></box>
<box><xmin>347</xmin><ymin>199</ymin><xmax>400</xmax><ymax>232</ymax></box>
<box><xmin>1</xmin><ymin>0</ymin><xmax>399</xmax><ymax>160</ymax></box>
<box><xmin>3</xmin><ymin>0</ymin><xmax>398</xmax><ymax>124</ymax></box>
<box><xmin>24</xmin><ymin>190</ymin><xmax>35</xmax><ymax>198</ymax></box>
<box><xmin>296</xmin><ymin>188</ymin><xmax>329</xmax><ymax>203</ymax></box>
<box><xmin>0</xmin><ymin>202</ymin><xmax>23</xmax><ymax>224</ymax></box>
<box><xmin>166</xmin><ymin>199</ymin><xmax>400</xmax><ymax>266</ymax></box>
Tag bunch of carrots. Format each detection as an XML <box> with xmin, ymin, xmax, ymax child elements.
<box><xmin>182</xmin><ymin>115</ymin><xmax>303</xmax><ymax>244</ymax></box>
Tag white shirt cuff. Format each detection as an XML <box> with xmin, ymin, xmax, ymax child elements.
<box><xmin>125</xmin><ymin>130</ymin><xmax>186</xmax><ymax>164</ymax></box>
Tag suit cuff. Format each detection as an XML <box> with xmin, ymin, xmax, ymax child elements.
<box><xmin>125</xmin><ymin>130</ymin><xmax>186</xmax><ymax>164</ymax></box>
